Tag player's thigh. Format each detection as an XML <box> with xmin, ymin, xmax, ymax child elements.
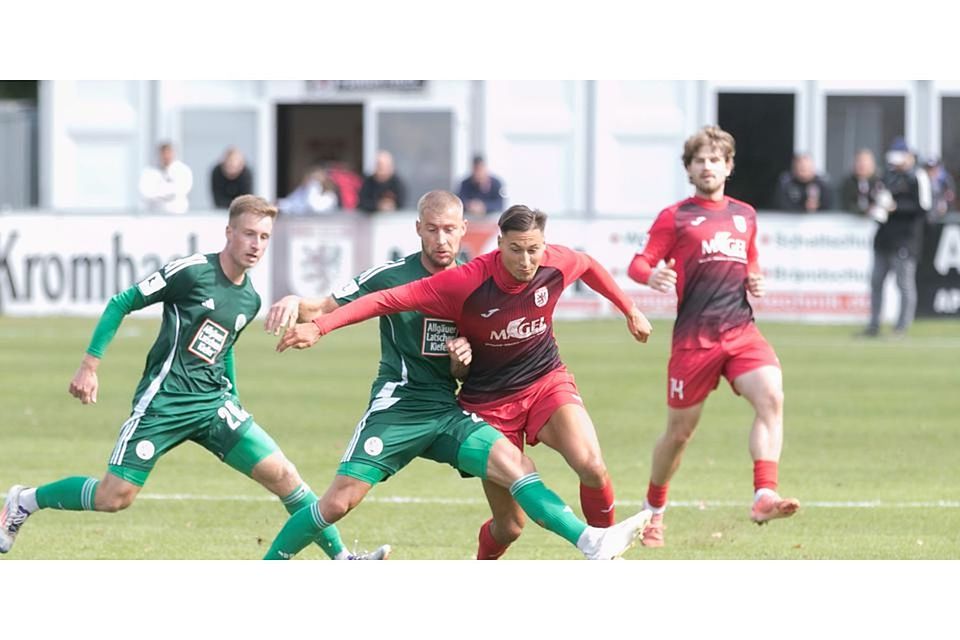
<box><xmin>339</xmin><ymin>404</ymin><xmax>444</xmax><ymax>481</ymax></box>
<box><xmin>537</xmin><ymin>403</ymin><xmax>603</xmax><ymax>465</ymax></box>
<box><xmin>192</xmin><ymin>396</ymin><xmax>279</xmax><ymax>477</ymax></box>
<box><xmin>420</xmin><ymin>409</ymin><xmax>505</xmax><ymax>480</ymax></box>
<box><xmin>666</xmin><ymin>345</ymin><xmax>726</xmax><ymax>408</ymax></box>
<box><xmin>106</xmin><ymin>411</ymin><xmax>206</xmax><ymax>487</ymax></box>
<box><xmin>724</xmin><ymin>326</ymin><xmax>782</xmax><ymax>403</ymax></box>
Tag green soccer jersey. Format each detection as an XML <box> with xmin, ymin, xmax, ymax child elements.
<box><xmin>333</xmin><ymin>252</ymin><xmax>459</xmax><ymax>407</ymax></box>
<box><xmin>92</xmin><ymin>252</ymin><xmax>261</xmax><ymax>417</ymax></box>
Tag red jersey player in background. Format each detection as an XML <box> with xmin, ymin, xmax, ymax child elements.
<box><xmin>627</xmin><ymin>125</ymin><xmax>799</xmax><ymax>547</ymax></box>
<box><xmin>279</xmin><ymin>204</ymin><xmax>654</xmax><ymax>559</ymax></box>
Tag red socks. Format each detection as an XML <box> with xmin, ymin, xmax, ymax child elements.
<box><xmin>646</xmin><ymin>482</ymin><xmax>669</xmax><ymax>510</ymax></box>
<box><xmin>753</xmin><ymin>460</ymin><xmax>778</xmax><ymax>492</ymax></box>
<box><xmin>476</xmin><ymin>518</ymin><xmax>510</xmax><ymax>560</ymax></box>
<box><xmin>580</xmin><ymin>481</ymin><xmax>616</xmax><ymax>527</ymax></box>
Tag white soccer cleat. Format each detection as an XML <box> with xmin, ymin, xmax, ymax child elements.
<box><xmin>580</xmin><ymin>509</ymin><xmax>652</xmax><ymax>560</ymax></box>
<box><xmin>347</xmin><ymin>544</ymin><xmax>392</xmax><ymax>560</ymax></box>
<box><xmin>0</xmin><ymin>485</ymin><xmax>31</xmax><ymax>554</ymax></box>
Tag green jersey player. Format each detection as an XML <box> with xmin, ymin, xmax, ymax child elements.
<box><xmin>0</xmin><ymin>195</ymin><xmax>386</xmax><ymax>560</ymax></box>
<box><xmin>261</xmin><ymin>190</ymin><xmax>650</xmax><ymax>559</ymax></box>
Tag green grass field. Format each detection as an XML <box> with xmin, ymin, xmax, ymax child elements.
<box><xmin>1</xmin><ymin>315</ymin><xmax>958</xmax><ymax>560</ymax></box>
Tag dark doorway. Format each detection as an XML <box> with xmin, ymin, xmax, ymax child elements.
<box><xmin>718</xmin><ymin>92</ymin><xmax>795</xmax><ymax>210</ymax></box>
<box><xmin>276</xmin><ymin>104</ymin><xmax>363</xmax><ymax>200</ymax></box>
<box><xmin>826</xmin><ymin>95</ymin><xmax>904</xmax><ymax>187</ymax></box>
<box><xmin>941</xmin><ymin>97</ymin><xmax>960</xmax><ymax>207</ymax></box>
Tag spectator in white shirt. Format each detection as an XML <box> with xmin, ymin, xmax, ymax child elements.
<box><xmin>139</xmin><ymin>142</ymin><xmax>193</xmax><ymax>214</ymax></box>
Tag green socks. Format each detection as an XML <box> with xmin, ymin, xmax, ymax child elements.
<box><xmin>265</xmin><ymin>501</ymin><xmax>332</xmax><ymax>560</ymax></box>
<box><xmin>510</xmin><ymin>473</ymin><xmax>588</xmax><ymax>545</ymax></box>
<box><xmin>35</xmin><ymin>477</ymin><xmax>99</xmax><ymax>511</ymax></box>
<box><xmin>280</xmin><ymin>484</ymin><xmax>346</xmax><ymax>560</ymax></box>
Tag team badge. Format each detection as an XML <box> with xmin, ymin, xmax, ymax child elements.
<box><xmin>733</xmin><ymin>215</ymin><xmax>747</xmax><ymax>233</ymax></box>
<box><xmin>364</xmin><ymin>437</ymin><xmax>384</xmax><ymax>457</ymax></box>
<box><xmin>136</xmin><ymin>440</ymin><xmax>156</xmax><ymax>461</ymax></box>
<box><xmin>534</xmin><ymin>286</ymin><xmax>549</xmax><ymax>308</ymax></box>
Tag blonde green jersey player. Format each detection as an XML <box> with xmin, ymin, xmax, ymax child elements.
<box><xmin>0</xmin><ymin>195</ymin><xmax>384</xmax><ymax>559</ymax></box>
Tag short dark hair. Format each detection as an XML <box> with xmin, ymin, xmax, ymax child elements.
<box><xmin>472</xmin><ymin>154</ymin><xmax>485</xmax><ymax>167</ymax></box>
<box><xmin>498</xmin><ymin>205</ymin><xmax>547</xmax><ymax>234</ymax></box>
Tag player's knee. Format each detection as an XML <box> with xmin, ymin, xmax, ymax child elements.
<box><xmin>96</xmin><ymin>487</ymin><xmax>136</xmax><ymax>512</ymax></box>
<box><xmin>320</xmin><ymin>494</ymin><xmax>353</xmax><ymax>522</ymax></box>
<box><xmin>569</xmin><ymin>452</ymin><xmax>607</xmax><ymax>486</ymax></box>
<box><xmin>754</xmin><ymin>387</ymin><xmax>784</xmax><ymax>420</ymax></box>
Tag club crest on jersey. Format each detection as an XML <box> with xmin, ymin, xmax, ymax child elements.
<box><xmin>422</xmin><ymin>318</ymin><xmax>458</xmax><ymax>356</ymax></box>
<box><xmin>188</xmin><ymin>318</ymin><xmax>229</xmax><ymax>364</ymax></box>
<box><xmin>534</xmin><ymin>286</ymin><xmax>549</xmax><ymax>307</ymax></box>
<box><xmin>733</xmin><ymin>215</ymin><xmax>747</xmax><ymax>233</ymax></box>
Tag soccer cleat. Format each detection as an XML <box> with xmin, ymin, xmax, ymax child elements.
<box><xmin>581</xmin><ymin>509</ymin><xmax>652</xmax><ymax>560</ymax></box>
<box><xmin>750</xmin><ymin>493</ymin><xmax>800</xmax><ymax>525</ymax></box>
<box><xmin>641</xmin><ymin>512</ymin><xmax>665</xmax><ymax>548</ymax></box>
<box><xmin>347</xmin><ymin>544</ymin><xmax>392</xmax><ymax>560</ymax></box>
<box><xmin>0</xmin><ymin>485</ymin><xmax>31</xmax><ymax>554</ymax></box>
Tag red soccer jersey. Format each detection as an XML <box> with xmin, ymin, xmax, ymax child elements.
<box><xmin>314</xmin><ymin>244</ymin><xmax>633</xmax><ymax>404</ymax></box>
<box><xmin>629</xmin><ymin>196</ymin><xmax>760</xmax><ymax>349</ymax></box>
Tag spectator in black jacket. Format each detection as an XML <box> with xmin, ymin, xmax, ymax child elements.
<box><xmin>862</xmin><ymin>137</ymin><xmax>932</xmax><ymax>337</ymax></box>
<box><xmin>358</xmin><ymin>151</ymin><xmax>406</xmax><ymax>213</ymax></box>
<box><xmin>211</xmin><ymin>147</ymin><xmax>253</xmax><ymax>209</ymax></box>
<box><xmin>774</xmin><ymin>153</ymin><xmax>833</xmax><ymax>212</ymax></box>
<box><xmin>457</xmin><ymin>155</ymin><xmax>506</xmax><ymax>217</ymax></box>
<box><xmin>840</xmin><ymin>149</ymin><xmax>886</xmax><ymax>216</ymax></box>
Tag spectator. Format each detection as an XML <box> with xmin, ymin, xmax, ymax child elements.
<box><xmin>774</xmin><ymin>153</ymin><xmax>833</xmax><ymax>212</ymax></box>
<box><xmin>277</xmin><ymin>166</ymin><xmax>339</xmax><ymax>215</ymax></box>
<box><xmin>210</xmin><ymin>147</ymin><xmax>253</xmax><ymax>209</ymax></box>
<box><xmin>922</xmin><ymin>156</ymin><xmax>956</xmax><ymax>221</ymax></box>
<box><xmin>862</xmin><ymin>137</ymin><xmax>932</xmax><ymax>338</ymax></box>
<box><xmin>457</xmin><ymin>154</ymin><xmax>506</xmax><ymax>217</ymax></box>
<box><xmin>138</xmin><ymin>142</ymin><xmax>193</xmax><ymax>214</ymax></box>
<box><xmin>325</xmin><ymin>161</ymin><xmax>363</xmax><ymax>211</ymax></box>
<box><xmin>840</xmin><ymin>149</ymin><xmax>886</xmax><ymax>216</ymax></box>
<box><xmin>358</xmin><ymin>150</ymin><xmax>406</xmax><ymax>213</ymax></box>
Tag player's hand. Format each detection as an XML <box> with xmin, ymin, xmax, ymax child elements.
<box><xmin>626</xmin><ymin>306</ymin><xmax>653</xmax><ymax>343</ymax></box>
<box><xmin>446</xmin><ymin>336</ymin><xmax>473</xmax><ymax>367</ymax></box>
<box><xmin>68</xmin><ymin>356</ymin><xmax>101</xmax><ymax>404</ymax></box>
<box><xmin>265</xmin><ymin>295</ymin><xmax>302</xmax><ymax>335</ymax></box>
<box><xmin>277</xmin><ymin>322</ymin><xmax>322</xmax><ymax>352</ymax></box>
<box><xmin>648</xmin><ymin>258</ymin><xmax>677</xmax><ymax>293</ymax></box>
<box><xmin>747</xmin><ymin>272</ymin><xmax>766</xmax><ymax>298</ymax></box>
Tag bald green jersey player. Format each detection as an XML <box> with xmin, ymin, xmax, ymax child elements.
<box><xmin>262</xmin><ymin>190</ymin><xmax>651</xmax><ymax>560</ymax></box>
<box><xmin>0</xmin><ymin>195</ymin><xmax>385</xmax><ymax>560</ymax></box>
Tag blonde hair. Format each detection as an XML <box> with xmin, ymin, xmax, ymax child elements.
<box><xmin>228</xmin><ymin>194</ymin><xmax>278</xmax><ymax>223</ymax></box>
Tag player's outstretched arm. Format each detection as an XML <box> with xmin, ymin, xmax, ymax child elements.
<box><xmin>68</xmin><ymin>354</ymin><xmax>101</xmax><ymax>405</ymax></box>
<box><xmin>276</xmin><ymin>322</ymin><xmax>323</xmax><ymax>352</ymax></box>
<box><xmin>68</xmin><ymin>286</ymin><xmax>146</xmax><ymax>405</ymax></box>
<box><xmin>265</xmin><ymin>295</ymin><xmax>339</xmax><ymax>335</ymax></box>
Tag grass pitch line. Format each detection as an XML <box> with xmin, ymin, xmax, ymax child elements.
<box><xmin>137</xmin><ymin>494</ymin><xmax>960</xmax><ymax>508</ymax></box>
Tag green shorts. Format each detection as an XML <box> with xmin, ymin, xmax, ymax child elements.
<box><xmin>337</xmin><ymin>398</ymin><xmax>503</xmax><ymax>485</ymax></box>
<box><xmin>106</xmin><ymin>394</ymin><xmax>279</xmax><ymax>486</ymax></box>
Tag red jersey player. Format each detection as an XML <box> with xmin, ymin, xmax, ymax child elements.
<box><xmin>279</xmin><ymin>204</ymin><xmax>653</xmax><ymax>559</ymax></box>
<box><xmin>627</xmin><ymin>125</ymin><xmax>799</xmax><ymax>547</ymax></box>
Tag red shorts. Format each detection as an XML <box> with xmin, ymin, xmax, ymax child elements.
<box><xmin>459</xmin><ymin>366</ymin><xmax>584</xmax><ymax>451</ymax></box>
<box><xmin>667</xmin><ymin>323</ymin><xmax>780</xmax><ymax>408</ymax></box>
